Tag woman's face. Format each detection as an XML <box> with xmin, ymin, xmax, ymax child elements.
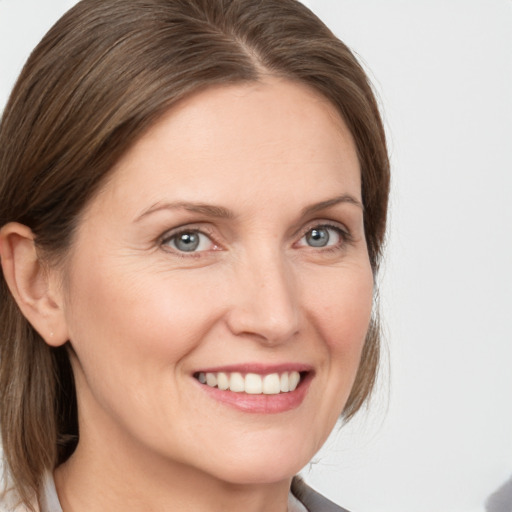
<box><xmin>57</xmin><ymin>79</ymin><xmax>373</xmax><ymax>485</ymax></box>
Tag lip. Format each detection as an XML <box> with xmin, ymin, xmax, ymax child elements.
<box><xmin>195</xmin><ymin>363</ymin><xmax>312</xmax><ymax>374</ymax></box>
<box><xmin>193</xmin><ymin>364</ymin><xmax>314</xmax><ymax>414</ymax></box>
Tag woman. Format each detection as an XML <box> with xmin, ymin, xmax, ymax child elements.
<box><xmin>0</xmin><ymin>0</ymin><xmax>389</xmax><ymax>511</ymax></box>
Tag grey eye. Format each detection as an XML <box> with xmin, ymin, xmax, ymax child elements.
<box><xmin>162</xmin><ymin>229</ymin><xmax>216</xmax><ymax>254</ymax></box>
<box><xmin>305</xmin><ymin>227</ymin><xmax>330</xmax><ymax>247</ymax></box>
<box><xmin>173</xmin><ymin>232</ymin><xmax>200</xmax><ymax>252</ymax></box>
<box><xmin>171</xmin><ymin>231</ymin><xmax>204</xmax><ymax>252</ymax></box>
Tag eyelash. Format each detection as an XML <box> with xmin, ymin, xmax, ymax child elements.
<box><xmin>159</xmin><ymin>222</ymin><xmax>353</xmax><ymax>257</ymax></box>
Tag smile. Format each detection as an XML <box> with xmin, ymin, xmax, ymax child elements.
<box><xmin>195</xmin><ymin>371</ymin><xmax>302</xmax><ymax>394</ymax></box>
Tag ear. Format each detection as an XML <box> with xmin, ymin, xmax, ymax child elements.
<box><xmin>0</xmin><ymin>222</ymin><xmax>68</xmax><ymax>347</ymax></box>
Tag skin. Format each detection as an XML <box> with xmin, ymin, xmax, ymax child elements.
<box><xmin>1</xmin><ymin>78</ymin><xmax>374</xmax><ymax>511</ymax></box>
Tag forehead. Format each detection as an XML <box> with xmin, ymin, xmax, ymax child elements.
<box><xmin>84</xmin><ymin>78</ymin><xmax>361</xmax><ymax>220</ymax></box>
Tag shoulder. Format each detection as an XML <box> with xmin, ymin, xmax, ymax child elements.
<box><xmin>292</xmin><ymin>477</ymin><xmax>352</xmax><ymax>512</ymax></box>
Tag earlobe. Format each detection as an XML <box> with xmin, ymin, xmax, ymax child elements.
<box><xmin>0</xmin><ymin>222</ymin><xmax>68</xmax><ymax>347</ymax></box>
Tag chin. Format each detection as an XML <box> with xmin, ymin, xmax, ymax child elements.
<box><xmin>194</xmin><ymin>439</ymin><xmax>314</xmax><ymax>486</ymax></box>
<box><xmin>209</xmin><ymin>461</ymin><xmax>302</xmax><ymax>487</ymax></box>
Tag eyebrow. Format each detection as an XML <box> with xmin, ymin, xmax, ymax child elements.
<box><xmin>134</xmin><ymin>201</ymin><xmax>235</xmax><ymax>222</ymax></box>
<box><xmin>300</xmin><ymin>194</ymin><xmax>364</xmax><ymax>217</ymax></box>
<box><xmin>134</xmin><ymin>194</ymin><xmax>363</xmax><ymax>223</ymax></box>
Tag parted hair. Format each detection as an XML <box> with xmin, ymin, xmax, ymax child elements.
<box><xmin>0</xmin><ymin>0</ymin><xmax>389</xmax><ymax>507</ymax></box>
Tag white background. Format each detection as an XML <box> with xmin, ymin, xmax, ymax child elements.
<box><xmin>1</xmin><ymin>1</ymin><xmax>511</xmax><ymax>511</ymax></box>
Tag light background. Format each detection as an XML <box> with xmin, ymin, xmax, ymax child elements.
<box><xmin>1</xmin><ymin>1</ymin><xmax>511</xmax><ymax>511</ymax></box>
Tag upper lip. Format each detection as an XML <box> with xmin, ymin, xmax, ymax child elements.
<box><xmin>193</xmin><ymin>363</ymin><xmax>313</xmax><ymax>375</ymax></box>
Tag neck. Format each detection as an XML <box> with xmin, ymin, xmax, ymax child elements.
<box><xmin>54</xmin><ymin>434</ymin><xmax>292</xmax><ymax>512</ymax></box>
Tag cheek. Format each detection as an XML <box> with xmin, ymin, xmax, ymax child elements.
<box><xmin>297</xmin><ymin>263</ymin><xmax>374</xmax><ymax>451</ymax></box>
<box><xmin>63</xmin><ymin>260</ymin><xmax>217</xmax><ymax>378</ymax></box>
<box><xmin>62</xmin><ymin>260</ymin><xmax>225</xmax><ymax>443</ymax></box>
<box><xmin>305</xmin><ymin>263</ymin><xmax>374</xmax><ymax>354</ymax></box>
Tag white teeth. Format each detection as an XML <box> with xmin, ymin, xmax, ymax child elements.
<box><xmin>229</xmin><ymin>372</ymin><xmax>245</xmax><ymax>392</ymax></box>
<box><xmin>217</xmin><ymin>372</ymin><xmax>229</xmax><ymax>390</ymax></box>
<box><xmin>262</xmin><ymin>373</ymin><xmax>281</xmax><ymax>395</ymax></box>
<box><xmin>245</xmin><ymin>373</ymin><xmax>263</xmax><ymax>394</ymax></box>
<box><xmin>280</xmin><ymin>372</ymin><xmax>289</xmax><ymax>392</ymax></box>
<box><xmin>206</xmin><ymin>372</ymin><xmax>217</xmax><ymax>387</ymax></box>
<box><xmin>197</xmin><ymin>370</ymin><xmax>303</xmax><ymax>394</ymax></box>
<box><xmin>289</xmin><ymin>371</ymin><xmax>300</xmax><ymax>392</ymax></box>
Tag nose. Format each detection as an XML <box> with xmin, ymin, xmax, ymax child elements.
<box><xmin>225</xmin><ymin>249</ymin><xmax>300</xmax><ymax>345</ymax></box>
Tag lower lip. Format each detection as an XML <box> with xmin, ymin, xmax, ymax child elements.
<box><xmin>196</xmin><ymin>373</ymin><xmax>312</xmax><ymax>414</ymax></box>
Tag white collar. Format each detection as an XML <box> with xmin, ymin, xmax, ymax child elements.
<box><xmin>39</xmin><ymin>472</ymin><xmax>62</xmax><ymax>512</ymax></box>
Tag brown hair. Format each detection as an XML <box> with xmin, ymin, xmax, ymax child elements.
<box><xmin>0</xmin><ymin>0</ymin><xmax>389</xmax><ymax>507</ymax></box>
